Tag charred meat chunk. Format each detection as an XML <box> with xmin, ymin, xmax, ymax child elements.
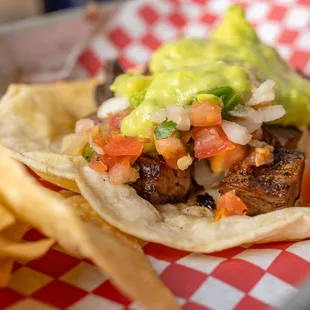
<box><xmin>130</xmin><ymin>155</ymin><xmax>193</xmax><ymax>205</ymax></box>
<box><xmin>262</xmin><ymin>125</ymin><xmax>302</xmax><ymax>149</ymax></box>
<box><xmin>196</xmin><ymin>193</ymin><xmax>216</xmax><ymax>210</ymax></box>
<box><xmin>219</xmin><ymin>148</ymin><xmax>305</xmax><ymax>216</ymax></box>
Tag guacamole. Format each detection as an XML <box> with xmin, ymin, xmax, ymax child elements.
<box><xmin>112</xmin><ymin>5</ymin><xmax>310</xmax><ymax>140</ymax></box>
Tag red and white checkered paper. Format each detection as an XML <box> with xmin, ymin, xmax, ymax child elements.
<box><xmin>2</xmin><ymin>0</ymin><xmax>310</xmax><ymax>309</ymax></box>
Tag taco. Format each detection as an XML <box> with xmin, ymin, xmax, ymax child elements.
<box><xmin>1</xmin><ymin>5</ymin><xmax>310</xmax><ymax>253</ymax></box>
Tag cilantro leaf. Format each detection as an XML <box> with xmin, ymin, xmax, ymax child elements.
<box><xmin>155</xmin><ymin>120</ymin><xmax>177</xmax><ymax>140</ymax></box>
<box><xmin>83</xmin><ymin>145</ymin><xmax>95</xmax><ymax>162</ymax></box>
<box><xmin>129</xmin><ymin>89</ymin><xmax>147</xmax><ymax>108</ymax></box>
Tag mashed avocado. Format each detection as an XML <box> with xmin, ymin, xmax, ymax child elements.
<box><xmin>114</xmin><ymin>5</ymin><xmax>310</xmax><ymax>140</ymax></box>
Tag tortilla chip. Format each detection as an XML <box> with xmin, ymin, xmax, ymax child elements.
<box><xmin>30</xmin><ymin>78</ymin><xmax>100</xmax><ymax>119</ymax></box>
<box><xmin>0</xmin><ymin>79</ymin><xmax>99</xmax><ymax>154</ymax></box>
<box><xmin>0</xmin><ymin>258</ymin><xmax>14</xmax><ymax>288</ymax></box>
<box><xmin>0</xmin><ymin>80</ymin><xmax>98</xmax><ymax>191</ymax></box>
<box><xmin>0</xmin><ymin>236</ymin><xmax>55</xmax><ymax>260</ymax></box>
<box><xmin>73</xmin><ymin>157</ymin><xmax>310</xmax><ymax>253</ymax></box>
<box><xmin>0</xmin><ymin>204</ymin><xmax>15</xmax><ymax>232</ymax></box>
<box><xmin>0</xmin><ymin>222</ymin><xmax>29</xmax><ymax>287</ymax></box>
<box><xmin>0</xmin><ymin>149</ymin><xmax>179</xmax><ymax>310</ymax></box>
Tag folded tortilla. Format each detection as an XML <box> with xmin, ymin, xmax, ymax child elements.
<box><xmin>1</xmin><ymin>82</ymin><xmax>310</xmax><ymax>254</ymax></box>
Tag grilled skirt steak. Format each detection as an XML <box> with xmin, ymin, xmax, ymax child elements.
<box><xmin>130</xmin><ymin>155</ymin><xmax>194</xmax><ymax>205</ymax></box>
<box><xmin>219</xmin><ymin>148</ymin><xmax>305</xmax><ymax>216</ymax></box>
<box><xmin>262</xmin><ymin>125</ymin><xmax>302</xmax><ymax>149</ymax></box>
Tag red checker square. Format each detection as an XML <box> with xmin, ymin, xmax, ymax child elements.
<box><xmin>108</xmin><ymin>27</ymin><xmax>132</xmax><ymax>49</ymax></box>
<box><xmin>200</xmin><ymin>13</ymin><xmax>217</xmax><ymax>25</ymax></box>
<box><xmin>192</xmin><ymin>0</ymin><xmax>208</xmax><ymax>5</ymax></box>
<box><xmin>138</xmin><ymin>4</ymin><xmax>160</xmax><ymax>25</ymax></box>
<box><xmin>118</xmin><ymin>56</ymin><xmax>135</xmax><ymax>71</ymax></box>
<box><xmin>250</xmin><ymin>241</ymin><xmax>294</xmax><ymax>251</ymax></box>
<box><xmin>142</xmin><ymin>33</ymin><xmax>162</xmax><ymax>51</ymax></box>
<box><xmin>278</xmin><ymin>29</ymin><xmax>299</xmax><ymax>45</ymax></box>
<box><xmin>168</xmin><ymin>12</ymin><xmax>187</xmax><ymax>28</ymax></box>
<box><xmin>78</xmin><ymin>49</ymin><xmax>102</xmax><ymax>76</ymax></box>
<box><xmin>143</xmin><ymin>243</ymin><xmax>189</xmax><ymax>262</ymax></box>
<box><xmin>183</xmin><ymin>301</ymin><xmax>211</xmax><ymax>310</ymax></box>
<box><xmin>93</xmin><ymin>280</ymin><xmax>131</xmax><ymax>305</ymax></box>
<box><xmin>0</xmin><ymin>288</ymin><xmax>23</xmax><ymax>309</ymax></box>
<box><xmin>23</xmin><ymin>229</ymin><xmax>46</xmax><ymax>242</ymax></box>
<box><xmin>289</xmin><ymin>50</ymin><xmax>310</xmax><ymax>69</ymax></box>
<box><xmin>235</xmin><ymin>295</ymin><xmax>270</xmax><ymax>310</ymax></box>
<box><xmin>12</xmin><ymin>262</ymin><xmax>23</xmax><ymax>272</ymax></box>
<box><xmin>211</xmin><ymin>246</ymin><xmax>245</xmax><ymax>258</ymax></box>
<box><xmin>268</xmin><ymin>251</ymin><xmax>310</xmax><ymax>286</ymax></box>
<box><xmin>299</xmin><ymin>0</ymin><xmax>310</xmax><ymax>5</ymax></box>
<box><xmin>27</xmin><ymin>249</ymin><xmax>80</xmax><ymax>278</ymax></box>
<box><xmin>268</xmin><ymin>5</ymin><xmax>287</xmax><ymax>21</ymax></box>
<box><xmin>33</xmin><ymin>280</ymin><xmax>87</xmax><ymax>308</ymax></box>
<box><xmin>160</xmin><ymin>264</ymin><xmax>207</xmax><ymax>298</ymax></box>
<box><xmin>211</xmin><ymin>259</ymin><xmax>265</xmax><ymax>293</ymax></box>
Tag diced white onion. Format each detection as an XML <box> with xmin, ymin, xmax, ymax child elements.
<box><xmin>245</xmin><ymin>107</ymin><xmax>263</xmax><ymax>124</ymax></box>
<box><xmin>97</xmin><ymin>97</ymin><xmax>129</xmax><ymax>119</ymax></box>
<box><xmin>166</xmin><ymin>104</ymin><xmax>191</xmax><ymax>131</ymax></box>
<box><xmin>247</xmin><ymin>80</ymin><xmax>275</xmax><ymax>106</ymax></box>
<box><xmin>221</xmin><ymin>120</ymin><xmax>252</xmax><ymax>145</ymax></box>
<box><xmin>88</xmin><ymin>133</ymin><xmax>104</xmax><ymax>155</ymax></box>
<box><xmin>151</xmin><ymin>108</ymin><xmax>166</xmax><ymax>124</ymax></box>
<box><xmin>193</xmin><ymin>159</ymin><xmax>224</xmax><ymax>189</ymax></box>
<box><xmin>177</xmin><ymin>155</ymin><xmax>193</xmax><ymax>171</ymax></box>
<box><xmin>258</xmin><ymin>105</ymin><xmax>286</xmax><ymax>122</ymax></box>
<box><xmin>75</xmin><ymin>118</ymin><xmax>95</xmax><ymax>133</ymax></box>
<box><xmin>62</xmin><ymin>132</ymin><xmax>88</xmax><ymax>156</ymax></box>
<box><xmin>234</xmin><ymin>107</ymin><xmax>263</xmax><ymax>133</ymax></box>
<box><xmin>236</xmin><ymin>119</ymin><xmax>262</xmax><ymax>133</ymax></box>
<box><xmin>229</xmin><ymin>104</ymin><xmax>247</xmax><ymax>117</ymax></box>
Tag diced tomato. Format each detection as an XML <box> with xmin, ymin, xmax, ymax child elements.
<box><xmin>193</xmin><ymin>126</ymin><xmax>234</xmax><ymax>159</ymax></box>
<box><xmin>189</xmin><ymin>101</ymin><xmax>222</xmax><ymax>127</ymax></box>
<box><xmin>89</xmin><ymin>154</ymin><xmax>139</xmax><ymax>184</ymax></box>
<box><xmin>108</xmin><ymin>158</ymin><xmax>140</xmax><ymax>185</ymax></box>
<box><xmin>96</xmin><ymin>154</ymin><xmax>137</xmax><ymax>168</ymax></box>
<box><xmin>89</xmin><ymin>126</ymin><xmax>107</xmax><ymax>149</ymax></box>
<box><xmin>108</xmin><ymin>109</ymin><xmax>131</xmax><ymax>130</ymax></box>
<box><xmin>181</xmin><ymin>130</ymin><xmax>192</xmax><ymax>144</ymax></box>
<box><xmin>209</xmin><ymin>144</ymin><xmax>248</xmax><ymax>173</ymax></box>
<box><xmin>155</xmin><ymin>133</ymin><xmax>186</xmax><ymax>169</ymax></box>
<box><xmin>301</xmin><ymin>167</ymin><xmax>310</xmax><ymax>202</ymax></box>
<box><xmin>155</xmin><ymin>134</ymin><xmax>185</xmax><ymax>160</ymax></box>
<box><xmin>89</xmin><ymin>155</ymin><xmax>108</xmax><ymax>173</ymax></box>
<box><xmin>103</xmin><ymin>135</ymin><xmax>144</xmax><ymax>157</ymax></box>
<box><xmin>215</xmin><ymin>191</ymin><xmax>248</xmax><ymax>221</ymax></box>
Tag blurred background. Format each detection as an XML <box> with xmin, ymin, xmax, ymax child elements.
<box><xmin>0</xmin><ymin>0</ymin><xmax>121</xmax><ymax>24</ymax></box>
